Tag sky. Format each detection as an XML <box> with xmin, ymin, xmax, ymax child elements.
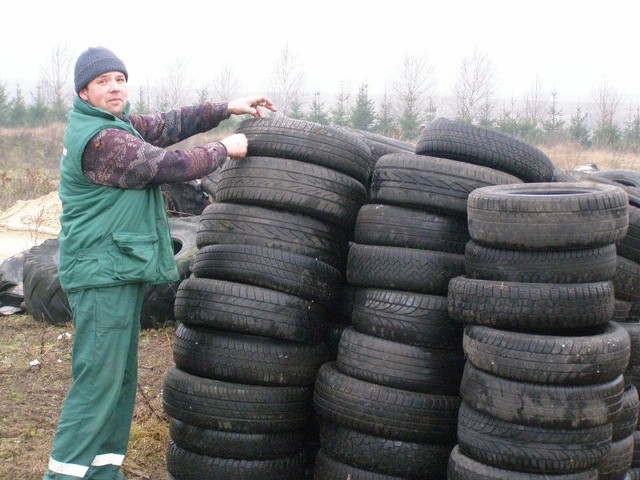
<box><xmin>3</xmin><ymin>0</ymin><xmax>640</xmax><ymax>107</ymax></box>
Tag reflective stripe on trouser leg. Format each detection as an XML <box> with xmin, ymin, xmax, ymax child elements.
<box><xmin>44</xmin><ymin>284</ymin><xmax>145</xmax><ymax>480</ymax></box>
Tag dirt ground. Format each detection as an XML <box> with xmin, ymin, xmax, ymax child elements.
<box><xmin>0</xmin><ymin>314</ymin><xmax>176</xmax><ymax>480</ymax></box>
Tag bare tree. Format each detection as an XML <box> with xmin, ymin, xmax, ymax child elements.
<box><xmin>155</xmin><ymin>56</ymin><xmax>193</xmax><ymax>110</ymax></box>
<box><xmin>211</xmin><ymin>63</ymin><xmax>241</xmax><ymax>102</ymax></box>
<box><xmin>38</xmin><ymin>44</ymin><xmax>74</xmax><ymax>120</ymax></box>
<box><xmin>524</xmin><ymin>75</ymin><xmax>545</xmax><ymax>126</ymax></box>
<box><xmin>452</xmin><ymin>49</ymin><xmax>496</xmax><ymax>124</ymax></box>
<box><xmin>268</xmin><ymin>42</ymin><xmax>305</xmax><ymax>116</ymax></box>
<box><xmin>592</xmin><ymin>80</ymin><xmax>621</xmax><ymax>149</ymax></box>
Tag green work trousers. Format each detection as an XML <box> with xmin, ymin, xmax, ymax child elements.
<box><xmin>44</xmin><ymin>283</ymin><xmax>145</xmax><ymax>480</ymax></box>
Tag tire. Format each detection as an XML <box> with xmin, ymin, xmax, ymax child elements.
<box><xmin>351</xmin><ymin>287</ymin><xmax>462</xmax><ymax>348</ymax></box>
<box><xmin>172</xmin><ymin>322</ymin><xmax>330</xmax><ymax>386</ymax></box>
<box><xmin>168</xmin><ymin>417</ymin><xmax>305</xmax><ymax>460</ymax></box>
<box><xmin>448</xmin><ymin>276</ymin><xmax>615</xmax><ymax>332</ymax></box>
<box><xmin>216</xmin><ymin>156</ymin><xmax>367</xmax><ymax>229</ymax></box>
<box><xmin>415</xmin><ymin>117</ymin><xmax>557</xmax><ymax>182</ymax></box>
<box><xmin>613</xmin><ymin>256</ymin><xmax>640</xmax><ymax>301</ymax></box>
<box><xmin>354</xmin><ymin>203</ymin><xmax>469</xmax><ymax>253</ymax></box>
<box><xmin>460</xmin><ymin>362</ymin><xmax>624</xmax><ymax>429</ymax></box>
<box><xmin>597</xmin><ymin>434</ymin><xmax>635</xmax><ymax>480</ymax></box>
<box><xmin>464</xmin><ymin>240</ymin><xmax>618</xmax><ymax>283</ymax></box>
<box><xmin>618</xmin><ymin>205</ymin><xmax>640</xmax><ymax>264</ymax></box>
<box><xmin>467</xmin><ymin>182</ymin><xmax>629</xmax><ymax>250</ymax></box>
<box><xmin>313</xmin><ymin>362</ymin><xmax>460</xmax><ymax>443</ymax></box>
<box><xmin>166</xmin><ymin>441</ymin><xmax>306</xmax><ymax>480</ymax></box>
<box><xmin>191</xmin><ymin>244</ymin><xmax>343</xmax><ymax>307</ymax></box>
<box><xmin>163</xmin><ymin>366</ymin><xmax>312</xmax><ymax>433</ymax></box>
<box><xmin>174</xmin><ymin>277</ymin><xmax>327</xmax><ymax>343</ymax></box>
<box><xmin>447</xmin><ymin>445</ymin><xmax>598</xmax><ymax>480</ymax></box>
<box><xmin>336</xmin><ymin>326</ymin><xmax>464</xmax><ymax>394</ymax></box>
<box><xmin>462</xmin><ymin>322</ymin><xmax>630</xmax><ymax>385</ymax></box>
<box><xmin>457</xmin><ymin>401</ymin><xmax>611</xmax><ymax>473</ymax></box>
<box><xmin>22</xmin><ymin>239</ymin><xmax>71</xmax><ymax>325</ymax></box>
<box><xmin>347</xmin><ymin>243</ymin><xmax>465</xmax><ymax>295</ymax></box>
<box><xmin>161</xmin><ymin>181</ymin><xmax>210</xmax><ymax>216</ymax></box>
<box><xmin>234</xmin><ymin>116</ymin><xmax>372</xmax><ymax>185</ymax></box>
<box><xmin>370</xmin><ymin>152</ymin><xmax>521</xmax><ymax>217</ymax></box>
<box><xmin>196</xmin><ymin>202</ymin><xmax>348</xmax><ymax>270</ymax></box>
<box><xmin>312</xmin><ymin>448</ymin><xmax>406</xmax><ymax>480</ymax></box>
<box><xmin>318</xmin><ymin>420</ymin><xmax>451</xmax><ymax>479</ymax></box>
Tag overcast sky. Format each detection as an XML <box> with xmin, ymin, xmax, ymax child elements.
<box><xmin>3</xmin><ymin>0</ymin><xmax>640</xmax><ymax>106</ymax></box>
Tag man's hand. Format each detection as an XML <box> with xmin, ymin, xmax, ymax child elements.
<box><xmin>220</xmin><ymin>133</ymin><xmax>249</xmax><ymax>159</ymax></box>
<box><xmin>227</xmin><ymin>96</ymin><xmax>277</xmax><ymax>118</ymax></box>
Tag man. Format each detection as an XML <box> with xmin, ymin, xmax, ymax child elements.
<box><xmin>44</xmin><ymin>46</ymin><xmax>276</xmax><ymax>480</ymax></box>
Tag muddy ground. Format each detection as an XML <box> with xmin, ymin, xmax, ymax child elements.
<box><xmin>0</xmin><ymin>314</ymin><xmax>175</xmax><ymax>480</ymax></box>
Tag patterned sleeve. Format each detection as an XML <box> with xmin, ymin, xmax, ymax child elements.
<box><xmin>82</xmin><ymin>128</ymin><xmax>228</xmax><ymax>189</ymax></box>
<box><xmin>128</xmin><ymin>102</ymin><xmax>230</xmax><ymax>147</ymax></box>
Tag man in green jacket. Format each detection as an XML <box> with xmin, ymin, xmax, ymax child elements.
<box><xmin>44</xmin><ymin>46</ymin><xmax>276</xmax><ymax>480</ymax></box>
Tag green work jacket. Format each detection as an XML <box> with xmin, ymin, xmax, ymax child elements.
<box><xmin>57</xmin><ymin>97</ymin><xmax>178</xmax><ymax>292</ymax></box>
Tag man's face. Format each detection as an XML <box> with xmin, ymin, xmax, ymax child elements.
<box><xmin>79</xmin><ymin>71</ymin><xmax>128</xmax><ymax>116</ymax></box>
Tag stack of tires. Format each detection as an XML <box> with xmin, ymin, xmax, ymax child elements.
<box><xmin>447</xmin><ymin>182</ymin><xmax>634</xmax><ymax>480</ymax></box>
<box><xmin>163</xmin><ymin>117</ymin><xmax>372</xmax><ymax>479</ymax></box>
<box><xmin>311</xmin><ymin>121</ymin><xmax>544</xmax><ymax>478</ymax></box>
<box><xmin>614</xmin><ymin>199</ymin><xmax>640</xmax><ymax>479</ymax></box>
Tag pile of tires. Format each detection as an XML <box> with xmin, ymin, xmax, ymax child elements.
<box><xmin>20</xmin><ymin>215</ymin><xmax>199</xmax><ymax>328</ymax></box>
<box><xmin>164</xmin><ymin>117</ymin><xmax>371</xmax><ymax>479</ymax></box>
<box><xmin>447</xmin><ymin>182</ymin><xmax>636</xmax><ymax>480</ymax></box>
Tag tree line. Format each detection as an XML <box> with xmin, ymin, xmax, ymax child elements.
<box><xmin>2</xmin><ymin>45</ymin><xmax>639</xmax><ymax>152</ymax></box>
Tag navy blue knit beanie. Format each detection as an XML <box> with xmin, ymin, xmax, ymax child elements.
<box><xmin>74</xmin><ymin>46</ymin><xmax>128</xmax><ymax>94</ymax></box>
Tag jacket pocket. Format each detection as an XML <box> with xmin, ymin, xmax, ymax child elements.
<box><xmin>111</xmin><ymin>231</ymin><xmax>160</xmax><ymax>282</ymax></box>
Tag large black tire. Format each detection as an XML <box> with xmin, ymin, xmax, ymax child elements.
<box><xmin>163</xmin><ymin>366</ymin><xmax>312</xmax><ymax>433</ymax></box>
<box><xmin>447</xmin><ymin>445</ymin><xmax>599</xmax><ymax>480</ymax></box>
<box><xmin>370</xmin><ymin>152</ymin><xmax>521</xmax><ymax>217</ymax></box>
<box><xmin>172</xmin><ymin>322</ymin><xmax>330</xmax><ymax>386</ymax></box>
<box><xmin>22</xmin><ymin>217</ymin><xmax>199</xmax><ymax>328</ymax></box>
<box><xmin>463</xmin><ymin>322</ymin><xmax>630</xmax><ymax>385</ymax></box>
<box><xmin>313</xmin><ymin>362</ymin><xmax>460</xmax><ymax>443</ymax></box>
<box><xmin>347</xmin><ymin>243</ymin><xmax>465</xmax><ymax>296</ymax></box>
<box><xmin>174</xmin><ymin>277</ymin><xmax>327</xmax><ymax>343</ymax></box>
<box><xmin>464</xmin><ymin>240</ymin><xmax>618</xmax><ymax>284</ymax></box>
<box><xmin>448</xmin><ymin>276</ymin><xmax>615</xmax><ymax>332</ymax></box>
<box><xmin>351</xmin><ymin>288</ymin><xmax>462</xmax><ymax>348</ymax></box>
<box><xmin>161</xmin><ymin>181</ymin><xmax>210</xmax><ymax>216</ymax></box>
<box><xmin>196</xmin><ymin>202</ymin><xmax>349</xmax><ymax>270</ymax></box>
<box><xmin>216</xmin><ymin>156</ymin><xmax>367</xmax><ymax>229</ymax></box>
<box><xmin>467</xmin><ymin>182</ymin><xmax>629</xmax><ymax>250</ymax></box>
<box><xmin>354</xmin><ymin>203</ymin><xmax>469</xmax><ymax>253</ymax></box>
<box><xmin>415</xmin><ymin>117</ymin><xmax>557</xmax><ymax>182</ymax></box>
<box><xmin>335</xmin><ymin>326</ymin><xmax>464</xmax><ymax>394</ymax></box>
<box><xmin>457</xmin><ymin>401</ymin><xmax>611</xmax><ymax>474</ymax></box>
<box><xmin>22</xmin><ymin>239</ymin><xmax>71</xmax><ymax>325</ymax></box>
<box><xmin>166</xmin><ymin>441</ymin><xmax>306</xmax><ymax>480</ymax></box>
<box><xmin>192</xmin><ymin>244</ymin><xmax>343</xmax><ymax>308</ymax></box>
<box><xmin>234</xmin><ymin>116</ymin><xmax>372</xmax><ymax>185</ymax></box>
<box><xmin>460</xmin><ymin>362</ymin><xmax>625</xmax><ymax>429</ymax></box>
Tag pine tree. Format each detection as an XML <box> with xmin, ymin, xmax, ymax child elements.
<box><xmin>307</xmin><ymin>91</ymin><xmax>329</xmax><ymax>125</ymax></box>
<box><xmin>133</xmin><ymin>86</ymin><xmax>151</xmax><ymax>114</ymax></box>
<box><xmin>288</xmin><ymin>94</ymin><xmax>306</xmax><ymax>120</ymax></box>
<box><xmin>350</xmin><ymin>82</ymin><xmax>376</xmax><ymax>131</ymax></box>
<box><xmin>330</xmin><ymin>82</ymin><xmax>350</xmax><ymax>127</ymax></box>
<box><xmin>0</xmin><ymin>81</ymin><xmax>10</xmax><ymax>127</ymax></box>
<box><xmin>29</xmin><ymin>85</ymin><xmax>51</xmax><ymax>126</ymax></box>
<box><xmin>9</xmin><ymin>85</ymin><xmax>27</xmax><ymax>127</ymax></box>
<box><xmin>623</xmin><ymin>107</ymin><xmax>640</xmax><ymax>152</ymax></box>
<box><xmin>374</xmin><ymin>89</ymin><xmax>397</xmax><ymax>137</ymax></box>
<box><xmin>569</xmin><ymin>107</ymin><xmax>591</xmax><ymax>148</ymax></box>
